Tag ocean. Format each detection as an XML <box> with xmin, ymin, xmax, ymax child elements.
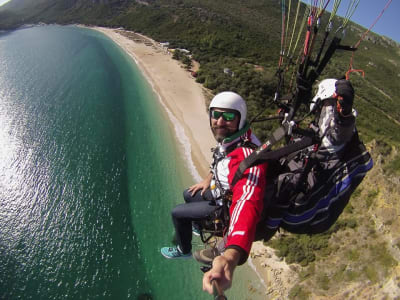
<box><xmin>0</xmin><ymin>25</ymin><xmax>265</xmax><ymax>300</ymax></box>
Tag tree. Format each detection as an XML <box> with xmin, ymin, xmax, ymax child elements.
<box><xmin>182</xmin><ymin>56</ymin><xmax>192</xmax><ymax>69</ymax></box>
<box><xmin>172</xmin><ymin>49</ymin><xmax>183</xmax><ymax>60</ymax></box>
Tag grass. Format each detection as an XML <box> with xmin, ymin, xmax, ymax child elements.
<box><xmin>363</xmin><ymin>265</ymin><xmax>379</xmax><ymax>283</ymax></box>
<box><xmin>289</xmin><ymin>284</ymin><xmax>310</xmax><ymax>300</ymax></box>
<box><xmin>346</xmin><ymin>249</ymin><xmax>360</xmax><ymax>261</ymax></box>
<box><xmin>316</xmin><ymin>272</ymin><xmax>330</xmax><ymax>290</ymax></box>
<box><xmin>299</xmin><ymin>263</ymin><xmax>315</xmax><ymax>282</ymax></box>
<box><xmin>366</xmin><ymin>189</ymin><xmax>379</xmax><ymax>208</ymax></box>
<box><xmin>369</xmin><ymin>243</ymin><xmax>397</xmax><ymax>272</ymax></box>
<box><xmin>345</xmin><ymin>269</ymin><xmax>360</xmax><ymax>281</ymax></box>
<box><xmin>384</xmin><ymin>154</ymin><xmax>400</xmax><ymax>175</ymax></box>
<box><xmin>332</xmin><ymin>264</ymin><xmax>347</xmax><ymax>282</ymax></box>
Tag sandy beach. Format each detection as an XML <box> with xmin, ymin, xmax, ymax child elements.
<box><xmin>91</xmin><ymin>26</ymin><xmax>296</xmax><ymax>298</ymax></box>
<box><xmin>92</xmin><ymin>27</ymin><xmax>215</xmax><ymax>181</ymax></box>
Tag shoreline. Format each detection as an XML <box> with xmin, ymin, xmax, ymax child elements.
<box><xmin>89</xmin><ymin>26</ymin><xmax>295</xmax><ymax>298</ymax></box>
<box><xmin>91</xmin><ymin>26</ymin><xmax>214</xmax><ymax>181</ymax></box>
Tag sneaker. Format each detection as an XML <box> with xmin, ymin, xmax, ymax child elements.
<box><xmin>193</xmin><ymin>247</ymin><xmax>220</xmax><ymax>264</ymax></box>
<box><xmin>160</xmin><ymin>246</ymin><xmax>192</xmax><ymax>259</ymax></box>
<box><xmin>192</xmin><ymin>225</ymin><xmax>201</xmax><ymax>236</ymax></box>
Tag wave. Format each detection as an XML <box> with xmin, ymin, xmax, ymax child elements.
<box><xmin>107</xmin><ymin>33</ymin><xmax>202</xmax><ymax>183</ymax></box>
<box><xmin>247</xmin><ymin>256</ymin><xmax>268</xmax><ymax>290</ymax></box>
<box><xmin>152</xmin><ymin>87</ymin><xmax>203</xmax><ymax>183</ymax></box>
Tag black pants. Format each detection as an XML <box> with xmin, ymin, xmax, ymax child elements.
<box><xmin>172</xmin><ymin>188</ymin><xmax>218</xmax><ymax>254</ymax></box>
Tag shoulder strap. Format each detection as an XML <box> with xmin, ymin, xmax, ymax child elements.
<box><xmin>231</xmin><ymin>135</ymin><xmax>315</xmax><ymax>187</ymax></box>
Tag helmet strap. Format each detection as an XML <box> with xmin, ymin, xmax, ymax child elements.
<box><xmin>221</xmin><ymin>121</ymin><xmax>250</xmax><ymax>144</ymax></box>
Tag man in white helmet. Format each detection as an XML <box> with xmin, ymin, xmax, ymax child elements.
<box><xmin>311</xmin><ymin>78</ymin><xmax>356</xmax><ymax>155</ymax></box>
<box><xmin>160</xmin><ymin>91</ymin><xmax>268</xmax><ymax>293</ymax></box>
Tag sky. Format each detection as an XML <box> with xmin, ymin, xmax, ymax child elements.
<box><xmin>0</xmin><ymin>0</ymin><xmax>10</xmax><ymax>6</ymax></box>
<box><xmin>303</xmin><ymin>0</ymin><xmax>399</xmax><ymax>42</ymax></box>
<box><xmin>0</xmin><ymin>0</ymin><xmax>398</xmax><ymax>42</ymax></box>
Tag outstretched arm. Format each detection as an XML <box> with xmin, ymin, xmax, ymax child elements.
<box><xmin>202</xmin><ymin>248</ymin><xmax>240</xmax><ymax>294</ymax></box>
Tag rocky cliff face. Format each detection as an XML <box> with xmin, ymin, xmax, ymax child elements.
<box><xmin>257</xmin><ymin>140</ymin><xmax>400</xmax><ymax>299</ymax></box>
<box><xmin>365</xmin><ymin>141</ymin><xmax>400</xmax><ymax>261</ymax></box>
<box><xmin>345</xmin><ymin>141</ymin><xmax>400</xmax><ymax>299</ymax></box>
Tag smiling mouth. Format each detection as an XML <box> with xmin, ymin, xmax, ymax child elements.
<box><xmin>213</xmin><ymin>126</ymin><xmax>228</xmax><ymax>131</ymax></box>
<box><xmin>213</xmin><ymin>128</ymin><xmax>229</xmax><ymax>136</ymax></box>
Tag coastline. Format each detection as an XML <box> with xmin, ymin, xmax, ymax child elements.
<box><xmin>90</xmin><ymin>26</ymin><xmax>296</xmax><ymax>298</ymax></box>
<box><xmin>91</xmin><ymin>26</ymin><xmax>214</xmax><ymax>181</ymax></box>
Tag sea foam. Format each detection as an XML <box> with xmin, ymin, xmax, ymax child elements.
<box><xmin>108</xmin><ymin>35</ymin><xmax>202</xmax><ymax>183</ymax></box>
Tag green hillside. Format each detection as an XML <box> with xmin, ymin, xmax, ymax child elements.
<box><xmin>2</xmin><ymin>0</ymin><xmax>398</xmax><ymax>144</ymax></box>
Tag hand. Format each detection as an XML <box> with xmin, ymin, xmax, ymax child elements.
<box><xmin>202</xmin><ymin>249</ymin><xmax>240</xmax><ymax>295</ymax></box>
<box><xmin>335</xmin><ymin>79</ymin><xmax>354</xmax><ymax>105</ymax></box>
<box><xmin>335</xmin><ymin>79</ymin><xmax>354</xmax><ymax>114</ymax></box>
<box><xmin>188</xmin><ymin>173</ymin><xmax>213</xmax><ymax>196</ymax></box>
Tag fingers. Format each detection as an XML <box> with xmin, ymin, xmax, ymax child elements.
<box><xmin>212</xmin><ymin>279</ymin><xmax>227</xmax><ymax>299</ymax></box>
<box><xmin>202</xmin><ymin>271</ymin><xmax>214</xmax><ymax>294</ymax></box>
<box><xmin>188</xmin><ymin>184</ymin><xmax>198</xmax><ymax>194</ymax></box>
<box><xmin>189</xmin><ymin>185</ymin><xmax>200</xmax><ymax>196</ymax></box>
<box><xmin>189</xmin><ymin>183</ymin><xmax>207</xmax><ymax>196</ymax></box>
<box><xmin>203</xmin><ymin>256</ymin><xmax>227</xmax><ymax>295</ymax></box>
<box><xmin>203</xmin><ymin>271</ymin><xmax>224</xmax><ymax>295</ymax></box>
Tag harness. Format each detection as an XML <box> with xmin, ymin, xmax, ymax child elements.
<box><xmin>199</xmin><ymin>135</ymin><xmax>258</xmax><ymax>244</ymax></box>
<box><xmin>215</xmin><ymin>93</ymin><xmax>372</xmax><ymax>241</ymax></box>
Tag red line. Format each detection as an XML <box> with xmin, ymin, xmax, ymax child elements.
<box><xmin>348</xmin><ymin>0</ymin><xmax>393</xmax><ymax>74</ymax></box>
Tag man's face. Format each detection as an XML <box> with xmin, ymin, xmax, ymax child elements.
<box><xmin>210</xmin><ymin>108</ymin><xmax>240</xmax><ymax>142</ymax></box>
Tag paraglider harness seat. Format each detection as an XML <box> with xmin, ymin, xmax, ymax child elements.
<box><xmin>255</xmin><ymin>130</ymin><xmax>373</xmax><ymax>238</ymax></box>
<box><xmin>198</xmin><ymin>139</ymin><xmax>259</xmax><ymax>245</ymax></box>
<box><xmin>198</xmin><ymin>114</ymin><xmax>373</xmax><ymax>246</ymax></box>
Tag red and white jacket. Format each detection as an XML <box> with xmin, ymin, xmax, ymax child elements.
<box><xmin>210</xmin><ymin>129</ymin><xmax>268</xmax><ymax>263</ymax></box>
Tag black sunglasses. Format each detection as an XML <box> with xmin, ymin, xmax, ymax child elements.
<box><xmin>211</xmin><ymin>110</ymin><xmax>237</xmax><ymax>121</ymax></box>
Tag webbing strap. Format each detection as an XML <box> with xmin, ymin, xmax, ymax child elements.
<box><xmin>313</xmin><ymin>29</ymin><xmax>329</xmax><ymax>67</ymax></box>
<box><xmin>231</xmin><ymin>125</ymin><xmax>287</xmax><ymax>187</ymax></box>
<box><xmin>307</xmin><ymin>36</ymin><xmax>342</xmax><ymax>83</ymax></box>
<box><xmin>231</xmin><ymin>136</ymin><xmax>315</xmax><ymax>187</ymax></box>
<box><xmin>347</xmin><ymin>0</ymin><xmax>392</xmax><ymax>78</ymax></box>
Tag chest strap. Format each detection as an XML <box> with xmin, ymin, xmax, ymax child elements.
<box><xmin>231</xmin><ymin>131</ymin><xmax>315</xmax><ymax>187</ymax></box>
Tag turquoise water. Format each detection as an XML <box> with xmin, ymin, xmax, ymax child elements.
<box><xmin>0</xmin><ymin>25</ymin><xmax>265</xmax><ymax>300</ymax></box>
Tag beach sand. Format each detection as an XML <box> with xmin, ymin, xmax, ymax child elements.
<box><xmin>91</xmin><ymin>26</ymin><xmax>297</xmax><ymax>298</ymax></box>
<box><xmin>249</xmin><ymin>241</ymin><xmax>298</xmax><ymax>298</ymax></box>
<box><xmin>93</xmin><ymin>27</ymin><xmax>214</xmax><ymax>181</ymax></box>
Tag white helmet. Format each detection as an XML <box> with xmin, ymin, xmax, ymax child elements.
<box><xmin>310</xmin><ymin>78</ymin><xmax>337</xmax><ymax>112</ymax></box>
<box><xmin>209</xmin><ymin>91</ymin><xmax>247</xmax><ymax>130</ymax></box>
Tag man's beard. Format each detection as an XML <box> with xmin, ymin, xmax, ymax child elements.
<box><xmin>211</xmin><ymin>125</ymin><xmax>237</xmax><ymax>142</ymax></box>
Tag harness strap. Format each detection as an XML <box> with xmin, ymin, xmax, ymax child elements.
<box><xmin>231</xmin><ymin>135</ymin><xmax>315</xmax><ymax>187</ymax></box>
<box><xmin>212</xmin><ymin>133</ymin><xmax>258</xmax><ymax>200</ymax></box>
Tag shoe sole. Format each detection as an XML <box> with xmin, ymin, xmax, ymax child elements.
<box><xmin>193</xmin><ymin>251</ymin><xmax>213</xmax><ymax>264</ymax></box>
<box><xmin>161</xmin><ymin>252</ymin><xmax>192</xmax><ymax>259</ymax></box>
